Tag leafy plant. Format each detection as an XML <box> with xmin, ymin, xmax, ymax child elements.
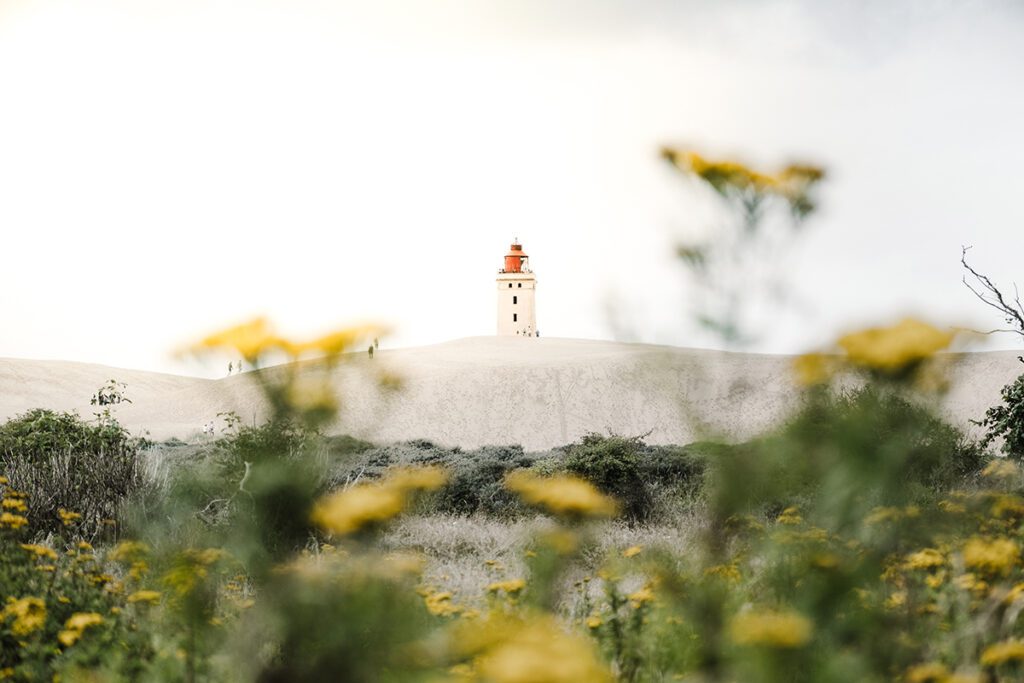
<box><xmin>976</xmin><ymin>367</ymin><xmax>1024</xmax><ymax>461</ymax></box>
<box><xmin>0</xmin><ymin>408</ymin><xmax>148</xmax><ymax>539</ymax></box>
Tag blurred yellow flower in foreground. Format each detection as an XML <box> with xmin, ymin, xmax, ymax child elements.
<box><xmin>127</xmin><ymin>590</ymin><xmax>162</xmax><ymax>605</ymax></box>
<box><xmin>837</xmin><ymin>318</ymin><xmax>955</xmax><ymax>374</ymax></box>
<box><xmin>20</xmin><ymin>543</ymin><xmax>57</xmax><ymax>561</ymax></box>
<box><xmin>729</xmin><ymin>609</ymin><xmax>812</xmax><ymax>648</ymax></box>
<box><xmin>57</xmin><ymin>612</ymin><xmax>103</xmax><ymax>647</ymax></box>
<box><xmin>980</xmin><ymin>639</ymin><xmax>1024</xmax><ymax>666</ymax></box>
<box><xmin>453</xmin><ymin>613</ymin><xmax>612</xmax><ymax>683</ymax></box>
<box><xmin>487</xmin><ymin>579</ymin><xmax>526</xmax><ymax>595</ymax></box>
<box><xmin>963</xmin><ymin>537</ymin><xmax>1019</xmax><ymax>575</ymax></box>
<box><xmin>504</xmin><ymin>471</ymin><xmax>618</xmax><ymax>520</ymax></box>
<box><xmin>792</xmin><ymin>352</ymin><xmax>833</xmax><ymax>387</ymax></box>
<box><xmin>3</xmin><ymin>597</ymin><xmax>46</xmax><ymax>636</ymax></box>
<box><xmin>660</xmin><ymin>148</ymin><xmax>824</xmax><ymax>213</ymax></box>
<box><xmin>0</xmin><ymin>512</ymin><xmax>28</xmax><ymax>529</ymax></box>
<box><xmin>311</xmin><ymin>466</ymin><xmax>447</xmax><ymax>536</ymax></box>
<box><xmin>904</xmin><ymin>548</ymin><xmax>945</xmax><ymax>571</ymax></box>
<box><xmin>905</xmin><ymin>663</ymin><xmax>949</xmax><ymax>683</ymax></box>
<box><xmin>622</xmin><ymin>545</ymin><xmax>642</xmax><ymax>558</ymax></box>
<box><xmin>982</xmin><ymin>459</ymin><xmax>1019</xmax><ymax>480</ymax></box>
<box><xmin>194</xmin><ymin>317</ymin><xmax>287</xmax><ymax>362</ymax></box>
<box><xmin>190</xmin><ymin>317</ymin><xmax>386</xmax><ymax>364</ymax></box>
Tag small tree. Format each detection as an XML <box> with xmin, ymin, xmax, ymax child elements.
<box><xmin>961</xmin><ymin>247</ymin><xmax>1024</xmax><ymax>458</ymax></box>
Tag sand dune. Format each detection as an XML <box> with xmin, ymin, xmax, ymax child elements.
<box><xmin>1</xmin><ymin>338</ymin><xmax>1021</xmax><ymax>450</ymax></box>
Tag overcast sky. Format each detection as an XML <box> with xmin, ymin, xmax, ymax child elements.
<box><xmin>1</xmin><ymin>0</ymin><xmax>1022</xmax><ymax>376</ymax></box>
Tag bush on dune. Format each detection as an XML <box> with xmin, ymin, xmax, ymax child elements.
<box><xmin>0</xmin><ymin>408</ymin><xmax>148</xmax><ymax>539</ymax></box>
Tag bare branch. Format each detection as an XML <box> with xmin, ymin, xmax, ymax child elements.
<box><xmin>961</xmin><ymin>246</ymin><xmax>1024</xmax><ymax>340</ymax></box>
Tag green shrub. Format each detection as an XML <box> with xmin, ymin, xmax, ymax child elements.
<box><xmin>975</xmin><ymin>370</ymin><xmax>1024</xmax><ymax>461</ymax></box>
<box><xmin>562</xmin><ymin>433</ymin><xmax>653</xmax><ymax>522</ymax></box>
<box><xmin>710</xmin><ymin>386</ymin><xmax>988</xmax><ymax>530</ymax></box>
<box><xmin>0</xmin><ymin>409</ymin><xmax>148</xmax><ymax>539</ymax></box>
<box><xmin>429</xmin><ymin>445</ymin><xmax>535</xmax><ymax>516</ymax></box>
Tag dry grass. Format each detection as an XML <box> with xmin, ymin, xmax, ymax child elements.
<box><xmin>381</xmin><ymin>512</ymin><xmax>704</xmax><ymax>610</ymax></box>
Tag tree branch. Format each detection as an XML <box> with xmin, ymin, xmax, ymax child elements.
<box><xmin>961</xmin><ymin>246</ymin><xmax>1024</xmax><ymax>340</ymax></box>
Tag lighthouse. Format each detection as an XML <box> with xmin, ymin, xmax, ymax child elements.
<box><xmin>496</xmin><ymin>239</ymin><xmax>537</xmax><ymax>336</ymax></box>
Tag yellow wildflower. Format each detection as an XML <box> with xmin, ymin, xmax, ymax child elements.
<box><xmin>191</xmin><ymin>317</ymin><xmax>288</xmax><ymax>362</ymax></box>
<box><xmin>983</xmin><ymin>459</ymin><xmax>1019</xmax><ymax>480</ymax></box>
<box><xmin>586</xmin><ymin>614</ymin><xmax>603</xmax><ymax>629</ymax></box>
<box><xmin>423</xmin><ymin>590</ymin><xmax>461</xmax><ymax>617</ymax></box>
<box><xmin>628</xmin><ymin>586</ymin><xmax>655</xmax><ymax>608</ymax></box>
<box><xmin>990</xmin><ymin>495</ymin><xmax>1024</xmax><ymax>518</ymax></box>
<box><xmin>109</xmin><ymin>540</ymin><xmax>150</xmax><ymax>563</ymax></box>
<box><xmin>622</xmin><ymin>546</ymin><xmax>642</xmax><ymax>559</ymax></box>
<box><xmin>837</xmin><ymin>318</ymin><xmax>954</xmax><ymax>374</ymax></box>
<box><xmin>1</xmin><ymin>498</ymin><xmax>26</xmax><ymax>512</ymax></box>
<box><xmin>456</xmin><ymin>613</ymin><xmax>612</xmax><ymax>683</ymax></box>
<box><xmin>905</xmin><ymin>663</ymin><xmax>949</xmax><ymax>683</ymax></box>
<box><xmin>865</xmin><ymin>507</ymin><xmax>902</xmax><ymax>525</ymax></box>
<box><xmin>311</xmin><ymin>484</ymin><xmax>405</xmax><ymax>536</ymax></box>
<box><xmin>981</xmin><ymin>639</ymin><xmax>1024</xmax><ymax>667</ymax></box>
<box><xmin>56</xmin><ymin>618</ymin><xmax>103</xmax><ymax>651</ymax></box>
<box><xmin>1005</xmin><ymin>583</ymin><xmax>1024</xmax><ymax>604</ymax></box>
<box><xmin>312</xmin><ymin>466</ymin><xmax>447</xmax><ymax>536</ymax></box>
<box><xmin>729</xmin><ymin>609</ymin><xmax>812</xmax><ymax>648</ymax></box>
<box><xmin>65</xmin><ymin>612</ymin><xmax>103</xmax><ymax>631</ymax></box>
<box><xmin>58</xmin><ymin>509</ymin><xmax>81</xmax><ymax>526</ymax></box>
<box><xmin>955</xmin><ymin>573</ymin><xmax>989</xmax><ymax>595</ymax></box>
<box><xmin>504</xmin><ymin>471</ymin><xmax>618</xmax><ymax>519</ymax></box>
<box><xmin>0</xmin><ymin>512</ymin><xmax>28</xmax><ymax>529</ymax></box>
<box><xmin>0</xmin><ymin>475</ymin><xmax>7</xmax><ymax>484</ymax></box>
<box><xmin>20</xmin><ymin>544</ymin><xmax>58</xmax><ymax>561</ymax></box>
<box><xmin>885</xmin><ymin>591</ymin><xmax>907</xmax><ymax>610</ymax></box>
<box><xmin>776</xmin><ymin>507</ymin><xmax>803</xmax><ymax>525</ymax></box>
<box><xmin>705</xmin><ymin>563</ymin><xmax>742</xmax><ymax>582</ymax></box>
<box><xmin>963</xmin><ymin>537</ymin><xmax>1018</xmax><ymax>575</ymax></box>
<box><xmin>3</xmin><ymin>597</ymin><xmax>46</xmax><ymax>636</ymax></box>
<box><xmin>487</xmin><ymin>579</ymin><xmax>526</xmax><ymax>595</ymax></box>
<box><xmin>793</xmin><ymin>352</ymin><xmax>833</xmax><ymax>386</ymax></box>
<box><xmin>946</xmin><ymin>674</ymin><xmax>984</xmax><ymax>683</ymax></box>
<box><xmin>904</xmin><ymin>548</ymin><xmax>945</xmax><ymax>571</ymax></box>
<box><xmin>127</xmin><ymin>590</ymin><xmax>162</xmax><ymax>605</ymax></box>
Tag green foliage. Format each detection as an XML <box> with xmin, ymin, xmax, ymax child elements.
<box><xmin>976</xmin><ymin>370</ymin><xmax>1024</xmax><ymax>461</ymax></box>
<box><xmin>0</xmin><ymin>408</ymin><xmax>148</xmax><ymax>539</ymax></box>
<box><xmin>563</xmin><ymin>433</ymin><xmax>653</xmax><ymax>522</ymax></box>
<box><xmin>430</xmin><ymin>445</ymin><xmax>535</xmax><ymax>517</ymax></box>
<box><xmin>711</xmin><ymin>385</ymin><xmax>987</xmax><ymax>533</ymax></box>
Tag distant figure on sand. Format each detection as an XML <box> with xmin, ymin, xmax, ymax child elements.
<box><xmin>368</xmin><ymin>345</ymin><xmax>374</xmax><ymax>359</ymax></box>
<box><xmin>373</xmin><ymin>337</ymin><xmax>379</xmax><ymax>350</ymax></box>
<box><xmin>228</xmin><ymin>361</ymin><xmax>233</xmax><ymax>376</ymax></box>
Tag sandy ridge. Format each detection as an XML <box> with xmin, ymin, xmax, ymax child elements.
<box><xmin>1</xmin><ymin>338</ymin><xmax>1020</xmax><ymax>450</ymax></box>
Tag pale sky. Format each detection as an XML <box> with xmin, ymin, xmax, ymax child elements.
<box><xmin>2</xmin><ymin>0</ymin><xmax>1023</xmax><ymax>376</ymax></box>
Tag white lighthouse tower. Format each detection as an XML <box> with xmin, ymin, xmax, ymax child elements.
<box><xmin>496</xmin><ymin>239</ymin><xmax>537</xmax><ymax>336</ymax></box>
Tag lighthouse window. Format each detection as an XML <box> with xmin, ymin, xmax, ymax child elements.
<box><xmin>517</xmin><ymin>283</ymin><xmax>522</xmax><ymax>288</ymax></box>
<box><xmin>513</xmin><ymin>296</ymin><xmax>517</xmax><ymax>304</ymax></box>
<box><xmin>513</xmin><ymin>313</ymin><xmax>518</xmax><ymax>322</ymax></box>
<box><xmin>508</xmin><ymin>283</ymin><xmax>512</xmax><ymax>288</ymax></box>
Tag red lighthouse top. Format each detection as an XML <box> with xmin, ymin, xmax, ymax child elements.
<box><xmin>502</xmin><ymin>240</ymin><xmax>529</xmax><ymax>273</ymax></box>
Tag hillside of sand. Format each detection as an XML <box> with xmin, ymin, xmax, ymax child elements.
<box><xmin>1</xmin><ymin>337</ymin><xmax>1020</xmax><ymax>450</ymax></box>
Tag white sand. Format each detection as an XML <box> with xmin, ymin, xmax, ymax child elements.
<box><xmin>1</xmin><ymin>337</ymin><xmax>1020</xmax><ymax>449</ymax></box>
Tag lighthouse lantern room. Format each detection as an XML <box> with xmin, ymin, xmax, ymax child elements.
<box><xmin>496</xmin><ymin>239</ymin><xmax>537</xmax><ymax>336</ymax></box>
